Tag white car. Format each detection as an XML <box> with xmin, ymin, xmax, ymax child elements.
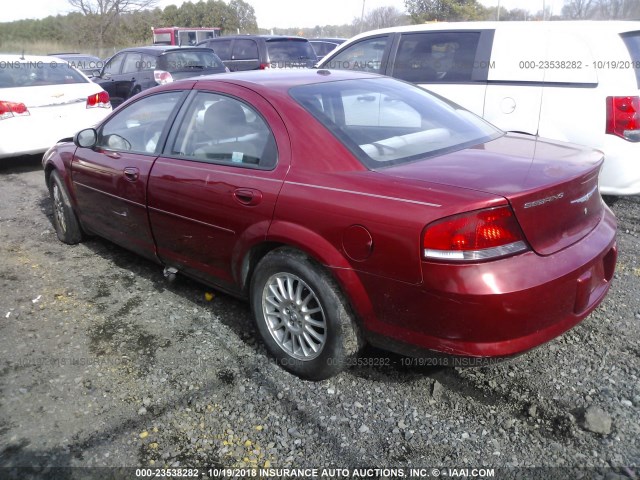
<box><xmin>319</xmin><ymin>21</ymin><xmax>640</xmax><ymax>196</ymax></box>
<box><xmin>0</xmin><ymin>54</ymin><xmax>111</xmax><ymax>159</ymax></box>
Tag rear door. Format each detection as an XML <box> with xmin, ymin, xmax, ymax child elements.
<box><xmin>147</xmin><ymin>83</ymin><xmax>291</xmax><ymax>289</ymax></box>
<box><xmin>71</xmin><ymin>89</ymin><xmax>188</xmax><ymax>261</ymax></box>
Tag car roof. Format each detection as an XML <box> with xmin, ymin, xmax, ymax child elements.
<box><xmin>341</xmin><ymin>20</ymin><xmax>640</xmax><ymax>43</ymax></box>
<box><xmin>203</xmin><ymin>35</ymin><xmax>308</xmax><ymax>41</ymax></box>
<box><xmin>184</xmin><ymin>68</ymin><xmax>382</xmax><ymax>94</ymax></box>
<box><xmin>310</xmin><ymin>38</ymin><xmax>346</xmax><ymax>43</ymax></box>
<box><xmin>116</xmin><ymin>46</ymin><xmax>211</xmax><ymax>54</ymax></box>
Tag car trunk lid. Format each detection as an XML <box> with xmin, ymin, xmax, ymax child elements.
<box><xmin>379</xmin><ymin>133</ymin><xmax>605</xmax><ymax>256</ymax></box>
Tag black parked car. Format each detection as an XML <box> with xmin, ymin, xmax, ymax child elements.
<box><xmin>309</xmin><ymin>38</ymin><xmax>346</xmax><ymax>60</ymax></box>
<box><xmin>92</xmin><ymin>46</ymin><xmax>227</xmax><ymax>107</ymax></box>
<box><xmin>196</xmin><ymin>35</ymin><xmax>316</xmax><ymax>71</ymax></box>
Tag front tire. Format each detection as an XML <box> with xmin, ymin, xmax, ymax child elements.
<box><xmin>48</xmin><ymin>170</ymin><xmax>83</xmax><ymax>244</ymax></box>
<box><xmin>251</xmin><ymin>248</ymin><xmax>362</xmax><ymax>380</ymax></box>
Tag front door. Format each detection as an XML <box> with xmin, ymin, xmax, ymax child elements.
<box><xmin>71</xmin><ymin>90</ymin><xmax>186</xmax><ymax>261</ymax></box>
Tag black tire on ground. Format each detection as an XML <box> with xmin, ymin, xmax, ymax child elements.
<box><xmin>250</xmin><ymin>248</ymin><xmax>362</xmax><ymax>380</ymax></box>
<box><xmin>48</xmin><ymin>170</ymin><xmax>83</xmax><ymax>244</ymax></box>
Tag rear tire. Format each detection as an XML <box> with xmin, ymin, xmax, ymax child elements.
<box><xmin>251</xmin><ymin>248</ymin><xmax>362</xmax><ymax>380</ymax></box>
<box><xmin>48</xmin><ymin>170</ymin><xmax>83</xmax><ymax>244</ymax></box>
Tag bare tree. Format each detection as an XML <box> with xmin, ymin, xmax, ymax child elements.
<box><xmin>595</xmin><ymin>0</ymin><xmax>640</xmax><ymax>18</ymax></box>
<box><xmin>68</xmin><ymin>0</ymin><xmax>158</xmax><ymax>48</ymax></box>
<box><xmin>561</xmin><ymin>0</ymin><xmax>596</xmax><ymax>18</ymax></box>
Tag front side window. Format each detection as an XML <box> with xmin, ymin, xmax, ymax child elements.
<box><xmin>393</xmin><ymin>32</ymin><xmax>481</xmax><ymax>83</ymax></box>
<box><xmin>322</xmin><ymin>36</ymin><xmax>389</xmax><ymax>73</ymax></box>
<box><xmin>209</xmin><ymin>40</ymin><xmax>232</xmax><ymax>60</ymax></box>
<box><xmin>290</xmin><ymin>77</ymin><xmax>500</xmax><ymax>167</ymax></box>
<box><xmin>103</xmin><ymin>53</ymin><xmax>125</xmax><ymax>75</ymax></box>
<box><xmin>170</xmin><ymin>92</ymin><xmax>277</xmax><ymax>168</ymax></box>
<box><xmin>98</xmin><ymin>92</ymin><xmax>183</xmax><ymax>154</ymax></box>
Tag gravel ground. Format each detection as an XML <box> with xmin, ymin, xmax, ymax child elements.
<box><xmin>0</xmin><ymin>156</ymin><xmax>639</xmax><ymax>479</ymax></box>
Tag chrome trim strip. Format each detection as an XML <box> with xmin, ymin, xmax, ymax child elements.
<box><xmin>424</xmin><ymin>241</ymin><xmax>528</xmax><ymax>261</ymax></box>
<box><xmin>286</xmin><ymin>181</ymin><xmax>441</xmax><ymax>208</ymax></box>
<box><xmin>74</xmin><ymin>181</ymin><xmax>145</xmax><ymax>208</ymax></box>
<box><xmin>148</xmin><ymin>206</ymin><xmax>235</xmax><ymax>235</ymax></box>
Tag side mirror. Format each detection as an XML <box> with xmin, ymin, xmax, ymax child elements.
<box><xmin>74</xmin><ymin>128</ymin><xmax>97</xmax><ymax>148</ymax></box>
<box><xmin>92</xmin><ymin>69</ymin><xmax>101</xmax><ymax>78</ymax></box>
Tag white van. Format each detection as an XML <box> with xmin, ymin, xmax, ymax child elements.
<box><xmin>318</xmin><ymin>21</ymin><xmax>640</xmax><ymax>196</ymax></box>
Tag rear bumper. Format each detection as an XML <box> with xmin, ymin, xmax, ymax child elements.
<box><xmin>354</xmin><ymin>207</ymin><xmax>617</xmax><ymax>358</ymax></box>
<box><xmin>598</xmin><ymin>136</ymin><xmax>640</xmax><ymax>195</ymax></box>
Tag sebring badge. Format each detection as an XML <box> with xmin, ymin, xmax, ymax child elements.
<box><xmin>524</xmin><ymin>192</ymin><xmax>564</xmax><ymax>209</ymax></box>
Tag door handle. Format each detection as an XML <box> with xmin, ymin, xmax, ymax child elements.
<box><xmin>124</xmin><ymin>167</ymin><xmax>139</xmax><ymax>182</ymax></box>
<box><xmin>233</xmin><ymin>188</ymin><xmax>262</xmax><ymax>206</ymax></box>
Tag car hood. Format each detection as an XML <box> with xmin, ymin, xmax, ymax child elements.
<box><xmin>379</xmin><ymin>133</ymin><xmax>607</xmax><ymax>256</ymax></box>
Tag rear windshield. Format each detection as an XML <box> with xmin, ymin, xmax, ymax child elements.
<box><xmin>0</xmin><ymin>62</ymin><xmax>87</xmax><ymax>88</ymax></box>
<box><xmin>161</xmin><ymin>50</ymin><xmax>224</xmax><ymax>71</ymax></box>
<box><xmin>621</xmin><ymin>31</ymin><xmax>640</xmax><ymax>88</ymax></box>
<box><xmin>266</xmin><ymin>39</ymin><xmax>316</xmax><ymax>67</ymax></box>
<box><xmin>289</xmin><ymin>77</ymin><xmax>501</xmax><ymax>168</ymax></box>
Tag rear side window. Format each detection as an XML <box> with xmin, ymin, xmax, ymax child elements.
<box><xmin>393</xmin><ymin>32</ymin><xmax>481</xmax><ymax>83</ymax></box>
<box><xmin>621</xmin><ymin>31</ymin><xmax>640</xmax><ymax>88</ymax></box>
<box><xmin>323</xmin><ymin>36</ymin><xmax>390</xmax><ymax>73</ymax></box>
<box><xmin>122</xmin><ymin>53</ymin><xmax>142</xmax><ymax>74</ymax></box>
<box><xmin>266</xmin><ymin>39</ymin><xmax>316</xmax><ymax>65</ymax></box>
<box><xmin>0</xmin><ymin>62</ymin><xmax>87</xmax><ymax>88</ymax></box>
<box><xmin>169</xmin><ymin>92</ymin><xmax>277</xmax><ymax>169</ymax></box>
<box><xmin>233</xmin><ymin>39</ymin><xmax>259</xmax><ymax>60</ymax></box>
<box><xmin>161</xmin><ymin>51</ymin><xmax>224</xmax><ymax>70</ymax></box>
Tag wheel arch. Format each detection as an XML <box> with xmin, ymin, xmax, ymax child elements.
<box><xmin>239</xmin><ymin>221</ymin><xmax>376</xmax><ymax>331</ymax></box>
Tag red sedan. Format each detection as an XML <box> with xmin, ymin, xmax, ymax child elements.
<box><xmin>42</xmin><ymin>69</ymin><xmax>617</xmax><ymax>380</ymax></box>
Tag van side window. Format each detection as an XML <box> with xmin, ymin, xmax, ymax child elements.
<box><xmin>210</xmin><ymin>40</ymin><xmax>232</xmax><ymax>60</ymax></box>
<box><xmin>324</xmin><ymin>36</ymin><xmax>389</xmax><ymax>73</ymax></box>
<box><xmin>393</xmin><ymin>32</ymin><xmax>481</xmax><ymax>83</ymax></box>
<box><xmin>233</xmin><ymin>39</ymin><xmax>259</xmax><ymax>60</ymax></box>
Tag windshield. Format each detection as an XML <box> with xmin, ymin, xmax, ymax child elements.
<box><xmin>0</xmin><ymin>62</ymin><xmax>88</xmax><ymax>88</ymax></box>
<box><xmin>289</xmin><ymin>77</ymin><xmax>501</xmax><ymax>168</ymax></box>
<box><xmin>161</xmin><ymin>51</ymin><xmax>224</xmax><ymax>71</ymax></box>
<box><xmin>266</xmin><ymin>39</ymin><xmax>316</xmax><ymax>67</ymax></box>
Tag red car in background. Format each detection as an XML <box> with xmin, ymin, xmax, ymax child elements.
<box><xmin>42</xmin><ymin>70</ymin><xmax>617</xmax><ymax>380</ymax></box>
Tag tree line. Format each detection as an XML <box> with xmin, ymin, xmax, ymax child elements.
<box><xmin>0</xmin><ymin>0</ymin><xmax>638</xmax><ymax>56</ymax></box>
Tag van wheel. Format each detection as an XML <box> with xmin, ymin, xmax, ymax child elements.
<box><xmin>49</xmin><ymin>170</ymin><xmax>83</xmax><ymax>244</ymax></box>
<box><xmin>251</xmin><ymin>248</ymin><xmax>362</xmax><ymax>380</ymax></box>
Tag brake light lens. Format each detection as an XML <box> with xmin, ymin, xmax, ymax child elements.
<box><xmin>423</xmin><ymin>206</ymin><xmax>528</xmax><ymax>261</ymax></box>
<box><xmin>154</xmin><ymin>70</ymin><xmax>174</xmax><ymax>85</ymax></box>
<box><xmin>86</xmin><ymin>91</ymin><xmax>110</xmax><ymax>109</ymax></box>
<box><xmin>0</xmin><ymin>100</ymin><xmax>30</xmax><ymax>120</ymax></box>
<box><xmin>259</xmin><ymin>62</ymin><xmax>270</xmax><ymax>70</ymax></box>
<box><xmin>606</xmin><ymin>96</ymin><xmax>640</xmax><ymax>142</ymax></box>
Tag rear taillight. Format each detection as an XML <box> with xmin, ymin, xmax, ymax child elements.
<box><xmin>606</xmin><ymin>96</ymin><xmax>640</xmax><ymax>142</ymax></box>
<box><xmin>259</xmin><ymin>62</ymin><xmax>270</xmax><ymax>70</ymax></box>
<box><xmin>422</xmin><ymin>206</ymin><xmax>528</xmax><ymax>261</ymax></box>
<box><xmin>0</xmin><ymin>100</ymin><xmax>30</xmax><ymax>120</ymax></box>
<box><xmin>86</xmin><ymin>91</ymin><xmax>110</xmax><ymax>109</ymax></box>
<box><xmin>154</xmin><ymin>70</ymin><xmax>174</xmax><ymax>85</ymax></box>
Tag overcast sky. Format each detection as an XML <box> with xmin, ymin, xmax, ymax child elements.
<box><xmin>0</xmin><ymin>0</ymin><xmax>563</xmax><ymax>26</ymax></box>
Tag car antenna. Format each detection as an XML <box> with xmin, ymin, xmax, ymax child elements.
<box><xmin>20</xmin><ymin>49</ymin><xmax>25</xmax><ymax>60</ymax></box>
